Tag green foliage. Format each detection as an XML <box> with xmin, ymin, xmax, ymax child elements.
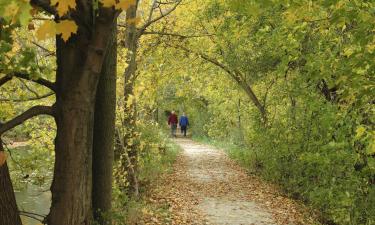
<box><xmin>136</xmin><ymin>121</ymin><xmax>180</xmax><ymax>187</ymax></box>
<box><xmin>135</xmin><ymin>0</ymin><xmax>374</xmax><ymax>224</ymax></box>
<box><xmin>111</xmin><ymin>121</ymin><xmax>180</xmax><ymax>224</ymax></box>
<box><xmin>7</xmin><ymin>144</ymin><xmax>54</xmax><ymax>190</ymax></box>
<box><xmin>1</xmin><ymin>0</ymin><xmax>373</xmax><ymax>224</ymax></box>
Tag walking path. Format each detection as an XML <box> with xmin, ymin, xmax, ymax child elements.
<box><xmin>141</xmin><ymin>139</ymin><xmax>317</xmax><ymax>225</ymax></box>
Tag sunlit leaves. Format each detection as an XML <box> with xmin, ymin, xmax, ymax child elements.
<box><xmin>99</xmin><ymin>0</ymin><xmax>136</xmax><ymax>10</ymax></box>
<box><xmin>50</xmin><ymin>0</ymin><xmax>76</xmax><ymax>16</ymax></box>
<box><xmin>0</xmin><ymin>0</ymin><xmax>138</xmax><ymax>44</ymax></box>
<box><xmin>56</xmin><ymin>20</ymin><xmax>78</xmax><ymax>41</ymax></box>
<box><xmin>368</xmin><ymin>137</ymin><xmax>375</xmax><ymax>155</ymax></box>
<box><xmin>126</xmin><ymin>16</ymin><xmax>141</xmax><ymax>25</ymax></box>
<box><xmin>0</xmin><ymin>0</ymin><xmax>32</xmax><ymax>25</ymax></box>
<box><xmin>116</xmin><ymin>0</ymin><xmax>136</xmax><ymax>10</ymax></box>
<box><xmin>3</xmin><ymin>1</ymin><xmax>19</xmax><ymax>20</ymax></box>
<box><xmin>36</xmin><ymin>20</ymin><xmax>77</xmax><ymax>42</ymax></box>
<box><xmin>136</xmin><ymin>1</ymin><xmax>375</xmax><ymax>224</ymax></box>
<box><xmin>356</xmin><ymin>126</ymin><xmax>366</xmax><ymax>139</ymax></box>
<box><xmin>36</xmin><ymin>20</ymin><xmax>56</xmax><ymax>40</ymax></box>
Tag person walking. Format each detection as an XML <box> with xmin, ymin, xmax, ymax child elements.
<box><xmin>168</xmin><ymin>111</ymin><xmax>178</xmax><ymax>137</ymax></box>
<box><xmin>179</xmin><ymin>112</ymin><xmax>189</xmax><ymax>137</ymax></box>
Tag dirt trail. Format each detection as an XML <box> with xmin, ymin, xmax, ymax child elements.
<box><xmin>143</xmin><ymin>139</ymin><xmax>317</xmax><ymax>225</ymax></box>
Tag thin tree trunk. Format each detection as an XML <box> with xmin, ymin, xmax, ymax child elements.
<box><xmin>237</xmin><ymin>98</ymin><xmax>244</xmax><ymax>142</ymax></box>
<box><xmin>47</xmin><ymin>9</ymin><xmax>117</xmax><ymax>225</ymax></box>
<box><xmin>238</xmin><ymin>81</ymin><xmax>267</xmax><ymax>123</ymax></box>
<box><xmin>0</xmin><ymin>142</ymin><xmax>22</xmax><ymax>225</ymax></box>
<box><xmin>92</xmin><ymin>21</ymin><xmax>117</xmax><ymax>225</ymax></box>
<box><xmin>122</xmin><ymin>1</ymin><xmax>140</xmax><ymax>198</ymax></box>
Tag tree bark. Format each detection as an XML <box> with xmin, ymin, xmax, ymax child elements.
<box><xmin>47</xmin><ymin>7</ymin><xmax>117</xmax><ymax>225</ymax></box>
<box><xmin>92</xmin><ymin>20</ymin><xmax>117</xmax><ymax>225</ymax></box>
<box><xmin>238</xmin><ymin>81</ymin><xmax>267</xmax><ymax>123</ymax></box>
<box><xmin>122</xmin><ymin>1</ymin><xmax>140</xmax><ymax>198</ymax></box>
<box><xmin>0</xmin><ymin>142</ymin><xmax>22</xmax><ymax>225</ymax></box>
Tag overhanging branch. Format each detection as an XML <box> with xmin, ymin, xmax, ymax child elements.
<box><xmin>142</xmin><ymin>30</ymin><xmax>214</xmax><ymax>39</ymax></box>
<box><xmin>169</xmin><ymin>43</ymin><xmax>235</xmax><ymax>77</ymax></box>
<box><xmin>0</xmin><ymin>105</ymin><xmax>54</xmax><ymax>135</ymax></box>
<box><xmin>0</xmin><ymin>92</ymin><xmax>55</xmax><ymax>102</ymax></box>
<box><xmin>12</xmin><ymin>72</ymin><xmax>56</xmax><ymax>92</ymax></box>
<box><xmin>168</xmin><ymin>43</ymin><xmax>267</xmax><ymax>123</ymax></box>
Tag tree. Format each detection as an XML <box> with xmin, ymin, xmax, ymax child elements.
<box><xmin>0</xmin><ymin>142</ymin><xmax>22</xmax><ymax>225</ymax></box>
<box><xmin>116</xmin><ymin>0</ymin><xmax>182</xmax><ymax>197</ymax></box>
<box><xmin>133</xmin><ymin>0</ymin><xmax>375</xmax><ymax>224</ymax></box>
<box><xmin>0</xmin><ymin>0</ymin><xmax>135</xmax><ymax>224</ymax></box>
<box><xmin>92</xmin><ymin>20</ymin><xmax>117</xmax><ymax>224</ymax></box>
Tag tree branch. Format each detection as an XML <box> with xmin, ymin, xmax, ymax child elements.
<box><xmin>146</xmin><ymin>0</ymin><xmax>157</xmax><ymax>25</ymax></box>
<box><xmin>30</xmin><ymin>0</ymin><xmax>57</xmax><ymax>15</ymax></box>
<box><xmin>12</xmin><ymin>72</ymin><xmax>56</xmax><ymax>92</ymax></box>
<box><xmin>138</xmin><ymin>0</ymin><xmax>182</xmax><ymax>35</ymax></box>
<box><xmin>19</xmin><ymin>79</ymin><xmax>40</xmax><ymax>98</ymax></box>
<box><xmin>0</xmin><ymin>92</ymin><xmax>55</xmax><ymax>102</ymax></box>
<box><xmin>168</xmin><ymin>43</ymin><xmax>267</xmax><ymax>123</ymax></box>
<box><xmin>0</xmin><ymin>75</ymin><xmax>12</xmax><ymax>87</ymax></box>
<box><xmin>0</xmin><ymin>105</ymin><xmax>54</xmax><ymax>135</ymax></box>
<box><xmin>168</xmin><ymin>43</ymin><xmax>235</xmax><ymax>77</ymax></box>
<box><xmin>32</xmin><ymin>41</ymin><xmax>55</xmax><ymax>56</ymax></box>
<box><xmin>142</xmin><ymin>30</ymin><xmax>214</xmax><ymax>39</ymax></box>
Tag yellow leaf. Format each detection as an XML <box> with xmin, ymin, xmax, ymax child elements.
<box><xmin>283</xmin><ymin>10</ymin><xmax>297</xmax><ymax>24</ymax></box>
<box><xmin>50</xmin><ymin>0</ymin><xmax>77</xmax><ymax>16</ymax></box>
<box><xmin>116</xmin><ymin>0</ymin><xmax>136</xmax><ymax>11</ymax></box>
<box><xmin>343</xmin><ymin>47</ymin><xmax>355</xmax><ymax>57</ymax></box>
<box><xmin>36</xmin><ymin>20</ymin><xmax>57</xmax><ymax>41</ymax></box>
<box><xmin>5</xmin><ymin>41</ymin><xmax>21</xmax><ymax>58</ymax></box>
<box><xmin>368</xmin><ymin>143</ymin><xmax>375</xmax><ymax>155</ymax></box>
<box><xmin>0</xmin><ymin>151</ymin><xmax>7</xmax><ymax>167</ymax></box>
<box><xmin>3</xmin><ymin>2</ymin><xmax>20</xmax><ymax>19</ymax></box>
<box><xmin>100</xmin><ymin>0</ymin><xmax>116</xmax><ymax>7</ymax></box>
<box><xmin>126</xmin><ymin>95</ymin><xmax>135</xmax><ymax>108</ymax></box>
<box><xmin>56</xmin><ymin>20</ymin><xmax>78</xmax><ymax>42</ymax></box>
<box><xmin>355</xmin><ymin>126</ymin><xmax>366</xmax><ymax>139</ymax></box>
<box><xmin>127</xmin><ymin>17</ymin><xmax>141</xmax><ymax>25</ymax></box>
<box><xmin>366</xmin><ymin>43</ymin><xmax>375</xmax><ymax>54</ymax></box>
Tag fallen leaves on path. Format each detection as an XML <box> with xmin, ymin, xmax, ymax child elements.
<box><xmin>139</xmin><ymin>139</ymin><xmax>319</xmax><ymax>225</ymax></box>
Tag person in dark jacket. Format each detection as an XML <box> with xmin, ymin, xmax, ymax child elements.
<box><xmin>179</xmin><ymin>112</ymin><xmax>189</xmax><ymax>137</ymax></box>
<box><xmin>168</xmin><ymin>111</ymin><xmax>178</xmax><ymax>137</ymax></box>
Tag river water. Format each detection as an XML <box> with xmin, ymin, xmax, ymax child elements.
<box><xmin>15</xmin><ymin>185</ymin><xmax>51</xmax><ymax>225</ymax></box>
<box><xmin>7</xmin><ymin>142</ymin><xmax>52</xmax><ymax>224</ymax></box>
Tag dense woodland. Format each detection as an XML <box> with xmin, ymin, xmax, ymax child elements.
<box><xmin>0</xmin><ymin>0</ymin><xmax>374</xmax><ymax>225</ymax></box>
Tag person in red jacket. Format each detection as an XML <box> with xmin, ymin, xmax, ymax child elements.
<box><xmin>168</xmin><ymin>111</ymin><xmax>178</xmax><ymax>137</ymax></box>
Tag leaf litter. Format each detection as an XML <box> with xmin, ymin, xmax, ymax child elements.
<box><xmin>139</xmin><ymin>139</ymin><xmax>319</xmax><ymax>225</ymax></box>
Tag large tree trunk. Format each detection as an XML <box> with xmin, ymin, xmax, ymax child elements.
<box><xmin>47</xmin><ymin>7</ymin><xmax>116</xmax><ymax>225</ymax></box>
<box><xmin>92</xmin><ymin>21</ymin><xmax>117</xmax><ymax>225</ymax></box>
<box><xmin>0</xmin><ymin>142</ymin><xmax>22</xmax><ymax>225</ymax></box>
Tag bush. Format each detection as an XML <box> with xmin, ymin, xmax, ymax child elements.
<box><xmin>209</xmin><ymin>101</ymin><xmax>375</xmax><ymax>225</ymax></box>
<box><xmin>110</xmin><ymin>120</ymin><xmax>180</xmax><ymax>224</ymax></box>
